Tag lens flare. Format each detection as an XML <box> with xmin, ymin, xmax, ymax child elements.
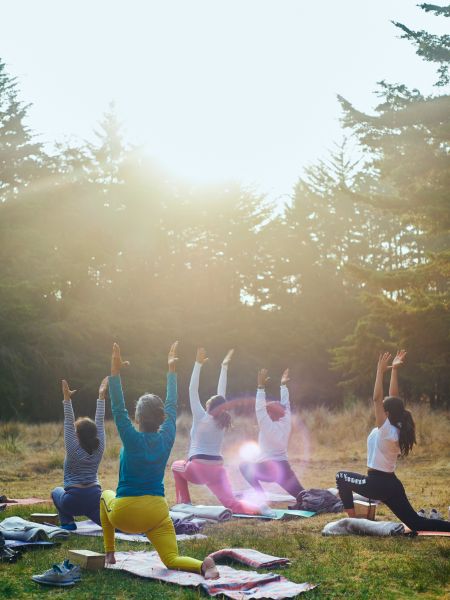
<box><xmin>239</xmin><ymin>441</ymin><xmax>260</xmax><ymax>462</ymax></box>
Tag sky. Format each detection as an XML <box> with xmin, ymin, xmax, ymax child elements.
<box><xmin>1</xmin><ymin>0</ymin><xmax>446</xmax><ymax>201</ymax></box>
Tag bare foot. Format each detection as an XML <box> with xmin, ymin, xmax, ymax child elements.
<box><xmin>201</xmin><ymin>556</ymin><xmax>219</xmax><ymax>580</ymax></box>
<box><xmin>105</xmin><ymin>552</ymin><xmax>116</xmax><ymax>565</ymax></box>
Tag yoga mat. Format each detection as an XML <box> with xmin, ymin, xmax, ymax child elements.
<box><xmin>403</xmin><ymin>527</ymin><xmax>450</xmax><ymax>537</ymax></box>
<box><xmin>108</xmin><ymin>550</ymin><xmax>316</xmax><ymax>598</ymax></box>
<box><xmin>234</xmin><ymin>509</ymin><xmax>315</xmax><ymax>520</ymax></box>
<box><xmin>236</xmin><ymin>490</ymin><xmax>296</xmax><ymax>503</ymax></box>
<box><xmin>6</xmin><ymin>540</ymin><xmax>56</xmax><ymax>549</ymax></box>
<box><xmin>73</xmin><ymin>520</ymin><xmax>207</xmax><ymax>543</ymax></box>
<box><xmin>4</xmin><ymin>498</ymin><xmax>48</xmax><ymax>507</ymax></box>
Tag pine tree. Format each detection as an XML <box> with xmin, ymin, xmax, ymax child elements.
<box><xmin>333</xmin><ymin>5</ymin><xmax>450</xmax><ymax>405</ymax></box>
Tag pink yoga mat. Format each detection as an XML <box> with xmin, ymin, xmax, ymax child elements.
<box><xmin>5</xmin><ymin>498</ymin><xmax>48</xmax><ymax>506</ymax></box>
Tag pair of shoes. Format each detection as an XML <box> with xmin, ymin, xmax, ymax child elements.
<box><xmin>417</xmin><ymin>508</ymin><xmax>443</xmax><ymax>519</ymax></box>
<box><xmin>60</xmin><ymin>522</ymin><xmax>77</xmax><ymax>531</ymax></box>
<box><xmin>32</xmin><ymin>560</ymin><xmax>81</xmax><ymax>587</ymax></box>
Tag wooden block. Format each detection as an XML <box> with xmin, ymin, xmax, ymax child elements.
<box><xmin>68</xmin><ymin>549</ymin><xmax>105</xmax><ymax>570</ymax></box>
<box><xmin>354</xmin><ymin>500</ymin><xmax>376</xmax><ymax>520</ymax></box>
<box><xmin>29</xmin><ymin>513</ymin><xmax>59</xmax><ymax>525</ymax></box>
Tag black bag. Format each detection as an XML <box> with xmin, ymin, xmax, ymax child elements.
<box><xmin>0</xmin><ymin>531</ymin><xmax>20</xmax><ymax>563</ymax></box>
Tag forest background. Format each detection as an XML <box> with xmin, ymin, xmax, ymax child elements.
<box><xmin>0</xmin><ymin>3</ymin><xmax>449</xmax><ymax>421</ymax></box>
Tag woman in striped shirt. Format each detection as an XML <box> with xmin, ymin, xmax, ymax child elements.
<box><xmin>51</xmin><ymin>378</ymin><xmax>106</xmax><ymax>530</ymax></box>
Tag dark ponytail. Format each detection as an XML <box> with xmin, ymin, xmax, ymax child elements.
<box><xmin>383</xmin><ymin>396</ymin><xmax>416</xmax><ymax>456</ymax></box>
<box><xmin>75</xmin><ymin>417</ymin><xmax>100</xmax><ymax>455</ymax></box>
<box><xmin>207</xmin><ymin>395</ymin><xmax>232</xmax><ymax>430</ymax></box>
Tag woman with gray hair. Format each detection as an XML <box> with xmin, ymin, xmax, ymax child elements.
<box><xmin>100</xmin><ymin>342</ymin><xmax>218</xmax><ymax>578</ymax></box>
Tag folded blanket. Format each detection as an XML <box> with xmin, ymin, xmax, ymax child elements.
<box><xmin>171</xmin><ymin>504</ymin><xmax>233</xmax><ymax>522</ymax></box>
<box><xmin>210</xmin><ymin>548</ymin><xmax>290</xmax><ymax>568</ymax></box>
<box><xmin>322</xmin><ymin>518</ymin><xmax>405</xmax><ymax>536</ymax></box>
<box><xmin>108</xmin><ymin>551</ymin><xmax>316</xmax><ymax>599</ymax></box>
<box><xmin>73</xmin><ymin>520</ymin><xmax>206</xmax><ymax>543</ymax></box>
<box><xmin>0</xmin><ymin>516</ymin><xmax>69</xmax><ymax>541</ymax></box>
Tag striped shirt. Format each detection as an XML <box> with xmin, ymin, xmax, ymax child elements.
<box><xmin>63</xmin><ymin>399</ymin><xmax>105</xmax><ymax>488</ymax></box>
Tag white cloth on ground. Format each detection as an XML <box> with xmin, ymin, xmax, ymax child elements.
<box><xmin>322</xmin><ymin>518</ymin><xmax>405</xmax><ymax>536</ymax></box>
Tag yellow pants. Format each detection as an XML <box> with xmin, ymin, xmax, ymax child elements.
<box><xmin>100</xmin><ymin>490</ymin><xmax>202</xmax><ymax>573</ymax></box>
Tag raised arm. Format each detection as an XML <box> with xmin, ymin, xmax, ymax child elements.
<box><xmin>389</xmin><ymin>350</ymin><xmax>406</xmax><ymax>397</ymax></box>
<box><xmin>255</xmin><ymin>368</ymin><xmax>274</xmax><ymax>429</ymax></box>
<box><xmin>217</xmin><ymin>349</ymin><xmax>234</xmax><ymax>397</ymax></box>
<box><xmin>189</xmin><ymin>348</ymin><xmax>208</xmax><ymax>420</ymax></box>
<box><xmin>96</xmin><ymin>376</ymin><xmax>108</xmax><ymax>451</ymax></box>
<box><xmin>159</xmin><ymin>341</ymin><xmax>179</xmax><ymax>447</ymax></box>
<box><xmin>373</xmin><ymin>352</ymin><xmax>391</xmax><ymax>428</ymax></box>
<box><xmin>62</xmin><ymin>379</ymin><xmax>79</xmax><ymax>455</ymax></box>
<box><xmin>108</xmin><ymin>343</ymin><xmax>140</xmax><ymax>448</ymax></box>
<box><xmin>280</xmin><ymin>368</ymin><xmax>291</xmax><ymax>410</ymax></box>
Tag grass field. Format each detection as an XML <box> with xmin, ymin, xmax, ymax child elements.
<box><xmin>1</xmin><ymin>404</ymin><xmax>449</xmax><ymax>599</ymax></box>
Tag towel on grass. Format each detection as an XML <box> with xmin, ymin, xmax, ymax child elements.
<box><xmin>74</xmin><ymin>520</ymin><xmax>207</xmax><ymax>543</ymax></box>
<box><xmin>0</xmin><ymin>516</ymin><xmax>69</xmax><ymax>541</ymax></box>
<box><xmin>171</xmin><ymin>504</ymin><xmax>233</xmax><ymax>522</ymax></box>
<box><xmin>209</xmin><ymin>548</ymin><xmax>290</xmax><ymax>568</ymax></box>
<box><xmin>234</xmin><ymin>509</ymin><xmax>315</xmax><ymax>520</ymax></box>
<box><xmin>322</xmin><ymin>518</ymin><xmax>404</xmax><ymax>536</ymax></box>
<box><xmin>108</xmin><ymin>550</ymin><xmax>316</xmax><ymax>598</ymax></box>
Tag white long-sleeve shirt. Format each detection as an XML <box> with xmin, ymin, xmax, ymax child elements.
<box><xmin>255</xmin><ymin>385</ymin><xmax>291</xmax><ymax>462</ymax></box>
<box><xmin>187</xmin><ymin>361</ymin><xmax>228</xmax><ymax>459</ymax></box>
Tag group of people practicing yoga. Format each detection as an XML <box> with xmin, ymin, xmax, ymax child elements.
<box><xmin>50</xmin><ymin>342</ymin><xmax>450</xmax><ymax>580</ymax></box>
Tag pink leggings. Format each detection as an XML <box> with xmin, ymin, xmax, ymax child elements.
<box><xmin>171</xmin><ymin>459</ymin><xmax>260</xmax><ymax>515</ymax></box>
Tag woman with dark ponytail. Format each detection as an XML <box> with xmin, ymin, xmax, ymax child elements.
<box><xmin>171</xmin><ymin>348</ymin><xmax>259</xmax><ymax>514</ymax></box>
<box><xmin>336</xmin><ymin>351</ymin><xmax>450</xmax><ymax>532</ymax></box>
<box><xmin>51</xmin><ymin>378</ymin><xmax>106</xmax><ymax>529</ymax></box>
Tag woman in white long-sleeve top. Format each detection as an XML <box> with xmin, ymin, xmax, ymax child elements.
<box><xmin>171</xmin><ymin>348</ymin><xmax>259</xmax><ymax>514</ymax></box>
<box><xmin>239</xmin><ymin>368</ymin><xmax>304</xmax><ymax>500</ymax></box>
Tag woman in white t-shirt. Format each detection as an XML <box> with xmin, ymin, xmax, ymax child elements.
<box><xmin>336</xmin><ymin>350</ymin><xmax>450</xmax><ymax>532</ymax></box>
<box><xmin>171</xmin><ymin>348</ymin><xmax>259</xmax><ymax>514</ymax></box>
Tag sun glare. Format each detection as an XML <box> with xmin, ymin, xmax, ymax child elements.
<box><xmin>238</xmin><ymin>441</ymin><xmax>261</xmax><ymax>462</ymax></box>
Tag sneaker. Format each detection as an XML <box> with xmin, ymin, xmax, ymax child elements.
<box><xmin>429</xmin><ymin>508</ymin><xmax>442</xmax><ymax>520</ymax></box>
<box><xmin>32</xmin><ymin>564</ymin><xmax>75</xmax><ymax>587</ymax></box>
<box><xmin>417</xmin><ymin>508</ymin><xmax>427</xmax><ymax>518</ymax></box>
<box><xmin>259</xmin><ymin>504</ymin><xmax>277</xmax><ymax>518</ymax></box>
<box><xmin>61</xmin><ymin>559</ymin><xmax>82</xmax><ymax>581</ymax></box>
<box><xmin>60</xmin><ymin>522</ymin><xmax>77</xmax><ymax>531</ymax></box>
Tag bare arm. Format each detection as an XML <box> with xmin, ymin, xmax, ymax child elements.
<box><xmin>389</xmin><ymin>350</ymin><xmax>407</xmax><ymax>397</ymax></box>
<box><xmin>373</xmin><ymin>353</ymin><xmax>391</xmax><ymax>428</ymax></box>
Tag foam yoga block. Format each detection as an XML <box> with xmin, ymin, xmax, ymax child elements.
<box><xmin>68</xmin><ymin>549</ymin><xmax>105</xmax><ymax>570</ymax></box>
<box><xmin>29</xmin><ymin>513</ymin><xmax>59</xmax><ymax>525</ymax></box>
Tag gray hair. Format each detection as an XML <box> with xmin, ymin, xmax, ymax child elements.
<box><xmin>135</xmin><ymin>393</ymin><xmax>165</xmax><ymax>432</ymax></box>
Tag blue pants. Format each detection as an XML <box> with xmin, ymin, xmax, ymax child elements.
<box><xmin>51</xmin><ymin>485</ymin><xmax>102</xmax><ymax>526</ymax></box>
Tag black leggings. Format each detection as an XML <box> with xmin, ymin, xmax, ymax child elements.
<box><xmin>336</xmin><ymin>470</ymin><xmax>450</xmax><ymax>532</ymax></box>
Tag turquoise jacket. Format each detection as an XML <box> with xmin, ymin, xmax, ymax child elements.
<box><xmin>108</xmin><ymin>373</ymin><xmax>177</xmax><ymax>497</ymax></box>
